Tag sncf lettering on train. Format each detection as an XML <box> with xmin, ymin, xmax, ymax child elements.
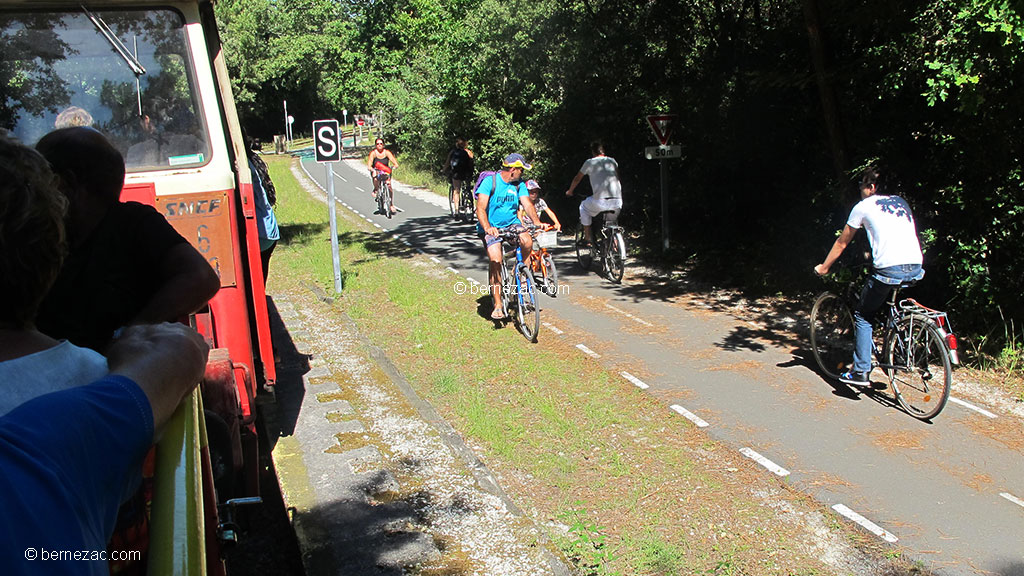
<box><xmin>163</xmin><ymin>198</ymin><xmax>223</xmax><ymax>217</ymax></box>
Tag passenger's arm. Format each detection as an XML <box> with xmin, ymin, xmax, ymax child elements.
<box><xmin>106</xmin><ymin>323</ymin><xmax>209</xmax><ymax>432</ymax></box>
<box><xmin>815</xmin><ymin>225</ymin><xmax>858</xmax><ymax>276</ymax></box>
<box><xmin>131</xmin><ymin>243</ymin><xmax>220</xmax><ymax>324</ymax></box>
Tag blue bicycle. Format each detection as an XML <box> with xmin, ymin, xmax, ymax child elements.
<box><xmin>497</xmin><ymin>227</ymin><xmax>540</xmax><ymax>342</ymax></box>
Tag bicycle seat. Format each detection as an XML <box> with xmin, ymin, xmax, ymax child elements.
<box><xmin>595</xmin><ymin>210</ymin><xmax>620</xmax><ymax>226</ymax></box>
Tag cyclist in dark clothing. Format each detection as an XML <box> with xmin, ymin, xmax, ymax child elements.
<box><xmin>444</xmin><ymin>137</ymin><xmax>475</xmax><ymax>211</ymax></box>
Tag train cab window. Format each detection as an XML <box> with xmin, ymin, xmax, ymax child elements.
<box><xmin>0</xmin><ymin>7</ymin><xmax>211</xmax><ymax>172</ymax></box>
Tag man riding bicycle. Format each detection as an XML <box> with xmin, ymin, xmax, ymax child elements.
<box><xmin>476</xmin><ymin>153</ymin><xmax>542</xmax><ymax>320</ymax></box>
<box><xmin>814</xmin><ymin>164</ymin><xmax>924</xmax><ymax>385</ymax></box>
<box><xmin>566</xmin><ymin>140</ymin><xmax>622</xmax><ymax>247</ymax></box>
<box><xmin>367</xmin><ymin>137</ymin><xmax>399</xmax><ymax>214</ymax></box>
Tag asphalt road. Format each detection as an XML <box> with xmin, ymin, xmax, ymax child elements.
<box><xmin>298</xmin><ymin>151</ymin><xmax>1024</xmax><ymax>576</ymax></box>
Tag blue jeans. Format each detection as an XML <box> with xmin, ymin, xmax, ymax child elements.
<box><xmin>852</xmin><ymin>264</ymin><xmax>925</xmax><ymax>373</ymax></box>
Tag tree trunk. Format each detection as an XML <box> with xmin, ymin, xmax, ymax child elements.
<box><xmin>802</xmin><ymin>0</ymin><xmax>848</xmax><ymax>183</ymax></box>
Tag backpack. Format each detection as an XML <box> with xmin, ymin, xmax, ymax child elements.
<box><xmin>450</xmin><ymin>148</ymin><xmax>474</xmax><ymax>175</ymax></box>
<box><xmin>471</xmin><ymin>170</ymin><xmax>498</xmax><ymax>196</ymax></box>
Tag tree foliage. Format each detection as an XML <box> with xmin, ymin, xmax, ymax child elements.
<box><xmin>217</xmin><ymin>0</ymin><xmax>1024</xmax><ymax>352</ymax></box>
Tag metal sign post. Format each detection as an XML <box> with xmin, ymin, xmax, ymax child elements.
<box><xmin>646</xmin><ymin>114</ymin><xmax>679</xmax><ymax>252</ymax></box>
<box><xmin>313</xmin><ymin>119</ymin><xmax>343</xmax><ymax>293</ymax></box>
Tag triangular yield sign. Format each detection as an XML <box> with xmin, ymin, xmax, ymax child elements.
<box><xmin>647</xmin><ymin>114</ymin><xmax>676</xmax><ymax>146</ymax></box>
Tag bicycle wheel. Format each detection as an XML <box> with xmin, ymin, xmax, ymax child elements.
<box><xmin>575</xmin><ymin>227</ymin><xmax>591</xmax><ymax>271</ymax></box>
<box><xmin>448</xmin><ymin>182</ymin><xmax>457</xmax><ymax>218</ymax></box>
<box><xmin>884</xmin><ymin>315</ymin><xmax>952</xmax><ymax>420</ymax></box>
<box><xmin>384</xmin><ymin>181</ymin><xmax>393</xmax><ymax>219</ymax></box>
<box><xmin>541</xmin><ymin>252</ymin><xmax>558</xmax><ymax>296</ymax></box>
<box><xmin>515</xmin><ymin>264</ymin><xmax>540</xmax><ymax>342</ymax></box>
<box><xmin>376</xmin><ymin>184</ymin><xmax>386</xmax><ymax>216</ymax></box>
<box><xmin>606</xmin><ymin>230</ymin><xmax>625</xmax><ymax>283</ymax></box>
<box><xmin>461</xmin><ymin>185</ymin><xmax>475</xmax><ymax>221</ymax></box>
<box><xmin>809</xmin><ymin>292</ymin><xmax>855</xmax><ymax>379</ymax></box>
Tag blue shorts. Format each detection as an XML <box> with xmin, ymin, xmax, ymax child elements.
<box><xmin>479</xmin><ymin>224</ymin><xmax>526</xmax><ymax>249</ymax></box>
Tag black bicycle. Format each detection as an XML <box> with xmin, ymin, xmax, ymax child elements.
<box><xmin>375</xmin><ymin>172</ymin><xmax>393</xmax><ymax>219</ymax></box>
<box><xmin>576</xmin><ymin>210</ymin><xmax>626</xmax><ymax>283</ymax></box>
<box><xmin>810</xmin><ymin>270</ymin><xmax>959</xmax><ymax>420</ymax></box>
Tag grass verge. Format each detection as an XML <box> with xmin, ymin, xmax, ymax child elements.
<box><xmin>265</xmin><ymin>154</ymin><xmax>924</xmax><ymax>576</ymax></box>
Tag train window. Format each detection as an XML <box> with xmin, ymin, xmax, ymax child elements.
<box><xmin>0</xmin><ymin>7</ymin><xmax>211</xmax><ymax>171</ymax></box>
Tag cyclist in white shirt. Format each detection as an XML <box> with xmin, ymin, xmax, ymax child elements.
<box><xmin>814</xmin><ymin>165</ymin><xmax>924</xmax><ymax>385</ymax></box>
<box><xmin>566</xmin><ymin>141</ymin><xmax>622</xmax><ymax>247</ymax></box>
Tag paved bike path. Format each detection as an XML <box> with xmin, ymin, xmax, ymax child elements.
<box><xmin>300</xmin><ymin>153</ymin><xmax>1024</xmax><ymax>576</ymax></box>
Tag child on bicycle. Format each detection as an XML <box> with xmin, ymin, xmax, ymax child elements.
<box><xmin>813</xmin><ymin>164</ymin><xmax>924</xmax><ymax>386</ymax></box>
<box><xmin>519</xmin><ymin>180</ymin><xmax>561</xmax><ymax>268</ymax></box>
<box><xmin>518</xmin><ymin>180</ymin><xmax>562</xmax><ymax>232</ymax></box>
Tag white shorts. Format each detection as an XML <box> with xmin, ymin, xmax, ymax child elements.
<box><xmin>579</xmin><ymin>196</ymin><xmax>622</xmax><ymax>226</ymax></box>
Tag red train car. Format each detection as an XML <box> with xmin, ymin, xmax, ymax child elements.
<box><xmin>1</xmin><ymin>1</ymin><xmax>273</xmax><ymax>572</ymax></box>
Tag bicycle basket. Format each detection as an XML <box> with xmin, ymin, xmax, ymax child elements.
<box><xmin>535</xmin><ymin>231</ymin><xmax>558</xmax><ymax>249</ymax></box>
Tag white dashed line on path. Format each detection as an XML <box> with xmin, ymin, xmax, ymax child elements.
<box><xmin>430</xmin><ymin>257</ymin><xmax>442</xmax><ymax>264</ymax></box>
<box><xmin>466</xmin><ymin>277</ymin><xmax>480</xmax><ymax>286</ymax></box>
<box><xmin>620</xmin><ymin>371</ymin><xmax>649</xmax><ymax>389</ymax></box>
<box><xmin>739</xmin><ymin>447</ymin><xmax>790</xmax><ymax>477</ymax></box>
<box><xmin>542</xmin><ymin>322</ymin><xmax>564</xmax><ymax>335</ymax></box>
<box><xmin>461</xmin><ymin>237</ymin><xmax>479</xmax><ymax>248</ymax></box>
<box><xmin>670</xmin><ymin>404</ymin><xmax>709</xmax><ymax>428</ymax></box>
<box><xmin>831</xmin><ymin>504</ymin><xmax>899</xmax><ymax>543</ymax></box>
<box><xmin>446</xmin><ymin>267</ymin><xmax>459</xmax><ymax>275</ymax></box>
<box><xmin>575</xmin><ymin>344</ymin><xmax>601</xmax><ymax>358</ymax></box>
<box><xmin>355</xmin><ymin>186</ymin><xmax>366</xmax><ymax>193</ymax></box>
<box><xmin>373</xmin><ymin>223</ymin><xmax>382</xmax><ymax>229</ymax></box>
<box><xmin>1000</xmin><ymin>492</ymin><xmax>1024</xmax><ymax>509</ymax></box>
<box><xmin>604</xmin><ymin>303</ymin><xmax>654</xmax><ymax>327</ymax></box>
<box><xmin>949</xmin><ymin>396</ymin><xmax>997</xmax><ymax>418</ymax></box>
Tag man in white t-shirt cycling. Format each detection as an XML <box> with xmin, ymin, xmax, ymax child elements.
<box><xmin>814</xmin><ymin>164</ymin><xmax>924</xmax><ymax>385</ymax></box>
<box><xmin>566</xmin><ymin>141</ymin><xmax>622</xmax><ymax>246</ymax></box>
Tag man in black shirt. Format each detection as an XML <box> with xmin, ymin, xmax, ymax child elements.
<box><xmin>35</xmin><ymin>127</ymin><xmax>220</xmax><ymax>352</ymax></box>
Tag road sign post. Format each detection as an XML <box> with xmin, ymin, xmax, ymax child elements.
<box><xmin>313</xmin><ymin>119</ymin><xmax>343</xmax><ymax>293</ymax></box>
<box><xmin>646</xmin><ymin>115</ymin><xmax>679</xmax><ymax>252</ymax></box>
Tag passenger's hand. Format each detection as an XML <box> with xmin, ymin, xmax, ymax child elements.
<box><xmin>555</xmin><ymin>224</ymin><xmax>562</xmax><ymax>231</ymax></box>
<box><xmin>107</xmin><ymin>323</ymin><xmax>210</xmax><ymax>429</ymax></box>
<box><xmin>814</xmin><ymin>264</ymin><xmax>829</xmax><ymax>276</ymax></box>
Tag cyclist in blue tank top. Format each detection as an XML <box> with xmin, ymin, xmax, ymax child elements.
<box><xmin>476</xmin><ymin>153</ymin><xmax>541</xmax><ymax>320</ymax></box>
